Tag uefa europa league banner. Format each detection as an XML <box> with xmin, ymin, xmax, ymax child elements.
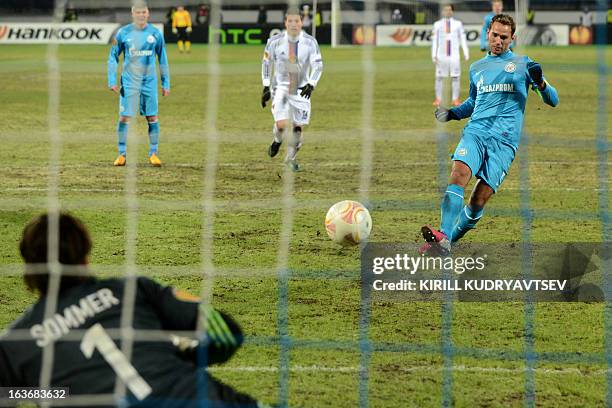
<box><xmin>375</xmin><ymin>24</ymin><xmax>569</xmax><ymax>47</ymax></box>
<box><xmin>375</xmin><ymin>24</ymin><xmax>482</xmax><ymax>47</ymax></box>
<box><xmin>0</xmin><ymin>23</ymin><xmax>164</xmax><ymax>44</ymax></box>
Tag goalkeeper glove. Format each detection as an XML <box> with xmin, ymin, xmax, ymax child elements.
<box><xmin>172</xmin><ymin>27</ymin><xmax>178</xmax><ymax>34</ymax></box>
<box><xmin>261</xmin><ymin>86</ymin><xmax>271</xmax><ymax>108</ymax></box>
<box><xmin>299</xmin><ymin>84</ymin><xmax>314</xmax><ymax>99</ymax></box>
<box><xmin>186</xmin><ymin>26</ymin><xmax>192</xmax><ymax>33</ymax></box>
<box><xmin>172</xmin><ymin>306</ymin><xmax>243</xmax><ymax>366</ymax></box>
<box><xmin>435</xmin><ymin>106</ymin><xmax>458</xmax><ymax>122</ymax></box>
<box><xmin>527</xmin><ymin>61</ymin><xmax>544</xmax><ymax>86</ymax></box>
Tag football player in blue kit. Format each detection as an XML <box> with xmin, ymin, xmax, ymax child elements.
<box><xmin>108</xmin><ymin>3</ymin><xmax>170</xmax><ymax>167</ymax></box>
<box><xmin>421</xmin><ymin>14</ymin><xmax>559</xmax><ymax>255</ymax></box>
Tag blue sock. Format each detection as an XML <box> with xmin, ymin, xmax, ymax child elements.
<box><xmin>148</xmin><ymin>121</ymin><xmax>160</xmax><ymax>156</ymax></box>
<box><xmin>117</xmin><ymin>121</ymin><xmax>128</xmax><ymax>155</ymax></box>
<box><xmin>440</xmin><ymin>184</ymin><xmax>464</xmax><ymax>238</ymax></box>
<box><xmin>451</xmin><ymin>205</ymin><xmax>484</xmax><ymax>242</ymax></box>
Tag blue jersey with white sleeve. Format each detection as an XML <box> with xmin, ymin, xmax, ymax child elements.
<box><xmin>107</xmin><ymin>23</ymin><xmax>170</xmax><ymax>92</ymax></box>
<box><xmin>450</xmin><ymin>50</ymin><xmax>559</xmax><ymax>151</ymax></box>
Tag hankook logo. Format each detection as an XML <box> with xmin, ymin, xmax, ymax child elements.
<box><xmin>1</xmin><ymin>26</ymin><xmax>103</xmax><ymax>41</ymax></box>
<box><xmin>0</xmin><ymin>23</ymin><xmax>163</xmax><ymax>44</ymax></box>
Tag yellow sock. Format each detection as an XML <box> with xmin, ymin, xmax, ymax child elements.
<box><xmin>178</xmin><ymin>40</ymin><xmax>184</xmax><ymax>51</ymax></box>
<box><xmin>185</xmin><ymin>41</ymin><xmax>191</xmax><ymax>52</ymax></box>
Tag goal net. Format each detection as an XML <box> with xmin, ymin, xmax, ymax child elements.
<box><xmin>0</xmin><ymin>0</ymin><xmax>610</xmax><ymax>406</ymax></box>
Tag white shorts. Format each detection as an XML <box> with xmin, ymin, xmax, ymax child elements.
<box><xmin>435</xmin><ymin>58</ymin><xmax>461</xmax><ymax>77</ymax></box>
<box><xmin>271</xmin><ymin>88</ymin><xmax>311</xmax><ymax>126</ymax></box>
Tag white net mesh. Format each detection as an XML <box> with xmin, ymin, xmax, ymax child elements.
<box><xmin>0</xmin><ymin>0</ymin><xmax>610</xmax><ymax>406</ymax></box>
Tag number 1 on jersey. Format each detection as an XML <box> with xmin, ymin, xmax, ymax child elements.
<box><xmin>81</xmin><ymin>323</ymin><xmax>152</xmax><ymax>400</ymax></box>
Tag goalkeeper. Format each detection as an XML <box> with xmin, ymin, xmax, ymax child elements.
<box><xmin>421</xmin><ymin>14</ymin><xmax>559</xmax><ymax>255</ymax></box>
<box><xmin>0</xmin><ymin>213</ymin><xmax>270</xmax><ymax>407</ymax></box>
<box><xmin>261</xmin><ymin>9</ymin><xmax>323</xmax><ymax>172</ymax></box>
<box><xmin>172</xmin><ymin>6</ymin><xmax>192</xmax><ymax>53</ymax></box>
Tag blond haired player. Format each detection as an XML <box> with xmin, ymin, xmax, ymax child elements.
<box><xmin>261</xmin><ymin>9</ymin><xmax>323</xmax><ymax>172</ymax></box>
<box><xmin>431</xmin><ymin>4</ymin><xmax>469</xmax><ymax>107</ymax></box>
<box><xmin>108</xmin><ymin>4</ymin><xmax>169</xmax><ymax>167</ymax></box>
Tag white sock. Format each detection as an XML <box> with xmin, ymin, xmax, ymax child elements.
<box><xmin>273</xmin><ymin>124</ymin><xmax>283</xmax><ymax>143</ymax></box>
<box><xmin>285</xmin><ymin>130</ymin><xmax>303</xmax><ymax>161</ymax></box>
<box><xmin>286</xmin><ymin>146</ymin><xmax>296</xmax><ymax>161</ymax></box>
<box><xmin>451</xmin><ymin>77</ymin><xmax>460</xmax><ymax>101</ymax></box>
<box><xmin>435</xmin><ymin>77</ymin><xmax>443</xmax><ymax>100</ymax></box>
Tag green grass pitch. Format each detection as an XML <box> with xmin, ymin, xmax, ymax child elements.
<box><xmin>0</xmin><ymin>44</ymin><xmax>611</xmax><ymax>407</ymax></box>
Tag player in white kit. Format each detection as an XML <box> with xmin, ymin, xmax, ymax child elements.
<box><xmin>261</xmin><ymin>9</ymin><xmax>323</xmax><ymax>172</ymax></box>
<box><xmin>431</xmin><ymin>4</ymin><xmax>469</xmax><ymax>107</ymax></box>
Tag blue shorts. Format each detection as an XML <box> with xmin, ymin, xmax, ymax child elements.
<box><xmin>451</xmin><ymin>131</ymin><xmax>516</xmax><ymax>192</ymax></box>
<box><xmin>119</xmin><ymin>81</ymin><xmax>158</xmax><ymax>117</ymax></box>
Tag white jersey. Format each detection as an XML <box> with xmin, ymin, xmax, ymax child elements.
<box><xmin>431</xmin><ymin>17</ymin><xmax>469</xmax><ymax>61</ymax></box>
<box><xmin>261</xmin><ymin>30</ymin><xmax>323</xmax><ymax>92</ymax></box>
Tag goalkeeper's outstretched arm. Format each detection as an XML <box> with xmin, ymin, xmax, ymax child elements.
<box><xmin>198</xmin><ymin>305</ymin><xmax>243</xmax><ymax>365</ymax></box>
<box><xmin>171</xmin><ymin>306</ymin><xmax>243</xmax><ymax>366</ymax></box>
<box><xmin>139</xmin><ymin>278</ymin><xmax>243</xmax><ymax>365</ymax></box>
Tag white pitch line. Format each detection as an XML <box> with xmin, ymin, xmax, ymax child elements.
<box><xmin>3</xmin><ymin>161</ymin><xmax>612</xmax><ymax>170</ymax></box>
<box><xmin>2</xmin><ymin>186</ymin><xmax>608</xmax><ymax>194</ymax></box>
<box><xmin>209</xmin><ymin>364</ymin><xmax>607</xmax><ymax>376</ymax></box>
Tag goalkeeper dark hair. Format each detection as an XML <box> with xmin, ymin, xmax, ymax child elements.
<box><xmin>19</xmin><ymin>212</ymin><xmax>92</xmax><ymax>295</ymax></box>
<box><xmin>490</xmin><ymin>14</ymin><xmax>516</xmax><ymax>35</ymax></box>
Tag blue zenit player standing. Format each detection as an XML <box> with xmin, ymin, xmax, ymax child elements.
<box><xmin>108</xmin><ymin>4</ymin><xmax>170</xmax><ymax>167</ymax></box>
